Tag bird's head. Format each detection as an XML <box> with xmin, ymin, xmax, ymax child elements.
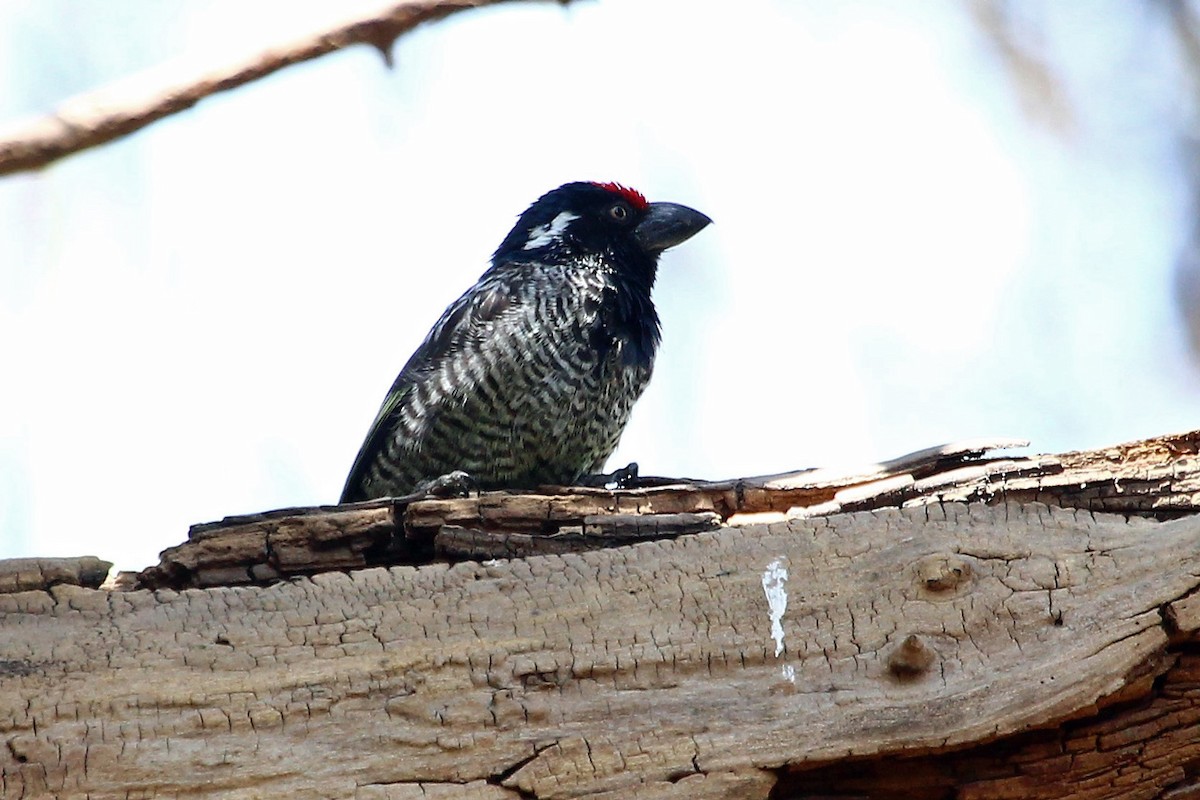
<box><xmin>493</xmin><ymin>182</ymin><xmax>712</xmax><ymax>281</ymax></box>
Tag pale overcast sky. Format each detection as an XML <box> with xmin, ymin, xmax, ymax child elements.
<box><xmin>2</xmin><ymin>0</ymin><xmax>1197</xmax><ymax>570</ymax></box>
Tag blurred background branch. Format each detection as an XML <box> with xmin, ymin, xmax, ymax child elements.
<box><xmin>973</xmin><ymin>0</ymin><xmax>1200</xmax><ymax>368</ymax></box>
<box><xmin>0</xmin><ymin>0</ymin><xmax>556</xmax><ymax>177</ymax></box>
<box><xmin>968</xmin><ymin>0</ymin><xmax>1076</xmax><ymax>135</ymax></box>
<box><xmin>1163</xmin><ymin>0</ymin><xmax>1200</xmax><ymax>362</ymax></box>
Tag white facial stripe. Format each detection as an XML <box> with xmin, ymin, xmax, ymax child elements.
<box><xmin>523</xmin><ymin>211</ymin><xmax>579</xmax><ymax>250</ymax></box>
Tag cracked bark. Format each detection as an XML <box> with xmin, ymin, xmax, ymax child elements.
<box><xmin>3</xmin><ymin>430</ymin><xmax>1200</xmax><ymax>798</ymax></box>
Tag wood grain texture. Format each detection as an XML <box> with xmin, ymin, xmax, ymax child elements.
<box><xmin>0</xmin><ymin>557</ymin><xmax>111</xmax><ymax>594</ymax></box>
<box><xmin>135</xmin><ymin>429</ymin><xmax>1200</xmax><ymax>591</ymax></box>
<box><xmin>3</xmin><ymin>503</ymin><xmax>1199</xmax><ymax>799</ymax></box>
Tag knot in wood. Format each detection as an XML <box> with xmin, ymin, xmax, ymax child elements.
<box><xmin>888</xmin><ymin>634</ymin><xmax>937</xmax><ymax>678</ymax></box>
<box><xmin>914</xmin><ymin>553</ymin><xmax>972</xmax><ymax>593</ymax></box>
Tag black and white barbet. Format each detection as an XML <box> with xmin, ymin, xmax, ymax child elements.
<box><xmin>340</xmin><ymin>181</ymin><xmax>712</xmax><ymax>503</ymax></box>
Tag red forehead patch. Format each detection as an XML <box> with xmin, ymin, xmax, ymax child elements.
<box><xmin>592</xmin><ymin>181</ymin><xmax>648</xmax><ymax>211</ymax></box>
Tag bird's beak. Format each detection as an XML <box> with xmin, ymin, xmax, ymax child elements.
<box><xmin>634</xmin><ymin>202</ymin><xmax>712</xmax><ymax>254</ymax></box>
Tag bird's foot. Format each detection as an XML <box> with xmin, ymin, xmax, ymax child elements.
<box><xmin>416</xmin><ymin>470</ymin><xmax>479</xmax><ymax>499</ymax></box>
<box><xmin>577</xmin><ymin>462</ymin><xmax>640</xmax><ymax>490</ymax></box>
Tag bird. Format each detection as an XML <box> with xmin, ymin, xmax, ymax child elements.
<box><xmin>339</xmin><ymin>181</ymin><xmax>711</xmax><ymax>503</ymax></box>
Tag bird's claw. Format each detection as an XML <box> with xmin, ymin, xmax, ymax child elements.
<box><xmin>577</xmin><ymin>462</ymin><xmax>640</xmax><ymax>490</ymax></box>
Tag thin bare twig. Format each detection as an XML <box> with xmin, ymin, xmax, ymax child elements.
<box><xmin>968</xmin><ymin>0</ymin><xmax>1075</xmax><ymax>136</ymax></box>
<box><xmin>0</xmin><ymin>0</ymin><xmax>564</xmax><ymax>177</ymax></box>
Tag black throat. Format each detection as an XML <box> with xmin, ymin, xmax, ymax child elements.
<box><xmin>598</xmin><ymin>247</ymin><xmax>660</xmax><ymax>370</ymax></box>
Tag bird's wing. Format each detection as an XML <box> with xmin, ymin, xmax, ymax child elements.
<box><xmin>339</xmin><ymin>269</ymin><xmax>520</xmax><ymax>502</ymax></box>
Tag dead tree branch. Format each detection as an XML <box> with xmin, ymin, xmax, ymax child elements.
<box><xmin>4</xmin><ymin>429</ymin><xmax>1200</xmax><ymax>798</ymax></box>
<box><xmin>4</xmin><ymin>501</ymin><xmax>1200</xmax><ymax>798</ymax></box>
<box><xmin>130</xmin><ymin>429</ymin><xmax>1200</xmax><ymax>591</ymax></box>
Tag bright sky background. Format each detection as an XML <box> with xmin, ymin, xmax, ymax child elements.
<box><xmin>1</xmin><ymin>0</ymin><xmax>1197</xmax><ymax>570</ymax></box>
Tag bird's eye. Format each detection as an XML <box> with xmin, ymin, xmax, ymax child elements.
<box><xmin>608</xmin><ymin>203</ymin><xmax>630</xmax><ymax>222</ymax></box>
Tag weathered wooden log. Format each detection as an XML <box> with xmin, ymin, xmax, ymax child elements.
<box><xmin>2</xmin><ymin>430</ymin><xmax>1200</xmax><ymax>799</ymax></box>
<box><xmin>432</xmin><ymin>512</ymin><xmax>723</xmax><ymax>561</ymax></box>
<box><xmin>0</xmin><ymin>557</ymin><xmax>112</xmax><ymax>594</ymax></box>
<box><xmin>135</xmin><ymin>430</ymin><xmax>1200</xmax><ymax>591</ymax></box>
